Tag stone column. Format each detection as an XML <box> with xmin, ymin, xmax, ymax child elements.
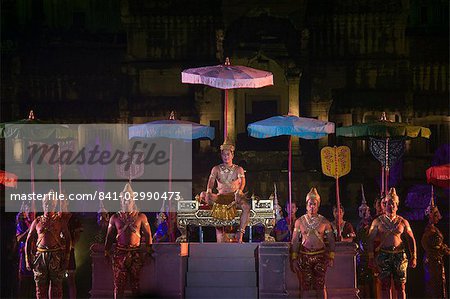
<box><xmin>258</xmin><ymin>242</ymin><xmax>293</xmax><ymax>298</ymax></box>
<box><xmin>89</xmin><ymin>243</ymin><xmax>115</xmax><ymax>298</ymax></box>
<box><xmin>90</xmin><ymin>243</ymin><xmax>186</xmax><ymax>298</ymax></box>
<box><xmin>325</xmin><ymin>242</ymin><xmax>359</xmax><ymax>298</ymax></box>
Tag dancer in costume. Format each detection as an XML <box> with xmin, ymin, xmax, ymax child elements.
<box><xmin>355</xmin><ymin>194</ymin><xmax>374</xmax><ymax>298</ymax></box>
<box><xmin>290</xmin><ymin>188</ymin><xmax>336</xmax><ymax>299</ymax></box>
<box><xmin>25</xmin><ymin>191</ymin><xmax>71</xmax><ymax>299</ymax></box>
<box><xmin>367</xmin><ymin>188</ymin><xmax>417</xmax><ymax>299</ymax></box>
<box><xmin>16</xmin><ymin>202</ymin><xmax>35</xmax><ymax>298</ymax></box>
<box><xmin>104</xmin><ymin>183</ymin><xmax>152</xmax><ymax>299</ymax></box>
<box><xmin>421</xmin><ymin>196</ymin><xmax>450</xmax><ymax>298</ymax></box>
<box><xmin>199</xmin><ymin>141</ymin><xmax>250</xmax><ymax>243</ymax></box>
<box><xmin>273</xmin><ymin>201</ymin><xmax>298</xmax><ymax>242</ymax></box>
<box><xmin>153</xmin><ymin>212</ymin><xmax>169</xmax><ymax>243</ymax></box>
<box><xmin>331</xmin><ymin>204</ymin><xmax>355</xmax><ymax>242</ymax></box>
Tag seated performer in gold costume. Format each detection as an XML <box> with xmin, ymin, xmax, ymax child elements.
<box><xmin>367</xmin><ymin>187</ymin><xmax>417</xmax><ymax>299</ymax></box>
<box><xmin>290</xmin><ymin>188</ymin><xmax>336</xmax><ymax>299</ymax></box>
<box><xmin>200</xmin><ymin>141</ymin><xmax>250</xmax><ymax>243</ymax></box>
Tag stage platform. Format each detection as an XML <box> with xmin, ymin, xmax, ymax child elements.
<box><xmin>90</xmin><ymin>242</ymin><xmax>358</xmax><ymax>298</ymax></box>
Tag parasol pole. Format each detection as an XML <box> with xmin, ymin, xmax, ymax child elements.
<box><xmin>381</xmin><ymin>167</ymin><xmax>385</xmax><ymax>197</ymax></box>
<box><xmin>385</xmin><ymin>137</ymin><xmax>389</xmax><ymax>196</ymax></box>
<box><xmin>334</xmin><ymin>146</ymin><xmax>342</xmax><ymax>241</ymax></box>
<box><xmin>167</xmin><ymin>140</ymin><xmax>176</xmax><ymax>242</ymax></box>
<box><xmin>167</xmin><ymin>110</ymin><xmax>175</xmax><ymax>241</ymax></box>
<box><xmin>288</xmin><ymin>136</ymin><xmax>292</xmax><ymax>228</ymax></box>
<box><xmin>58</xmin><ymin>142</ymin><xmax>62</xmax><ymax>194</ymax></box>
<box><xmin>169</xmin><ymin>141</ymin><xmax>173</xmax><ymax>194</ymax></box>
<box><xmin>431</xmin><ymin>185</ymin><xmax>434</xmax><ymax>206</ymax></box>
<box><xmin>224</xmin><ymin>89</ymin><xmax>228</xmax><ymax>142</ymax></box>
<box><xmin>223</xmin><ymin>58</ymin><xmax>231</xmax><ymax>142</ymax></box>
<box><xmin>28</xmin><ymin>111</ymin><xmax>37</xmax><ymax>219</ymax></box>
<box><xmin>57</xmin><ymin>142</ymin><xmax>63</xmax><ymax>213</ymax></box>
<box><xmin>29</xmin><ymin>141</ymin><xmax>36</xmax><ymax>220</ymax></box>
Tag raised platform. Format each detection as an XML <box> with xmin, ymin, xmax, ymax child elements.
<box><xmin>176</xmin><ymin>199</ymin><xmax>275</xmax><ymax>242</ymax></box>
<box><xmin>90</xmin><ymin>242</ymin><xmax>358</xmax><ymax>298</ymax></box>
<box><xmin>185</xmin><ymin>243</ymin><xmax>258</xmax><ymax>298</ymax></box>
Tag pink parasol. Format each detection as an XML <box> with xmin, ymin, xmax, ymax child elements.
<box><xmin>182</xmin><ymin>57</ymin><xmax>273</xmax><ymax>141</ymax></box>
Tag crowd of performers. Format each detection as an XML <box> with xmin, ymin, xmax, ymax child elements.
<box><xmin>13</xmin><ymin>141</ymin><xmax>449</xmax><ymax>299</ymax></box>
<box><xmin>286</xmin><ymin>185</ymin><xmax>449</xmax><ymax>299</ymax></box>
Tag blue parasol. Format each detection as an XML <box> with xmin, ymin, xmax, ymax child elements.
<box><xmin>247</xmin><ymin>115</ymin><xmax>335</xmax><ymax>140</ymax></box>
<box><xmin>129</xmin><ymin>119</ymin><xmax>214</xmax><ymax>141</ymax></box>
<box><xmin>128</xmin><ymin>111</ymin><xmax>215</xmax><ymax>241</ymax></box>
<box><xmin>247</xmin><ymin>115</ymin><xmax>335</xmax><ymax>230</ymax></box>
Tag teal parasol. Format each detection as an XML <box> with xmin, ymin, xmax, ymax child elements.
<box><xmin>336</xmin><ymin>112</ymin><xmax>431</xmax><ymax>195</ymax></box>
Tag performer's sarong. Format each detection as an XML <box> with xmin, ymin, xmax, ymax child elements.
<box><xmin>67</xmin><ymin>248</ymin><xmax>76</xmax><ymax>271</ymax></box>
<box><xmin>33</xmin><ymin>246</ymin><xmax>65</xmax><ymax>299</ymax></box>
<box><xmin>297</xmin><ymin>246</ymin><xmax>328</xmax><ymax>291</ymax></box>
<box><xmin>211</xmin><ymin>193</ymin><xmax>237</xmax><ymax>220</ymax></box>
<box><xmin>424</xmin><ymin>255</ymin><xmax>447</xmax><ymax>299</ymax></box>
<box><xmin>112</xmin><ymin>245</ymin><xmax>144</xmax><ymax>296</ymax></box>
<box><xmin>376</xmin><ymin>246</ymin><xmax>408</xmax><ymax>283</ymax></box>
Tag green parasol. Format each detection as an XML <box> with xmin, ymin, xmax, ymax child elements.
<box><xmin>336</xmin><ymin>112</ymin><xmax>431</xmax><ymax>195</ymax></box>
<box><xmin>1</xmin><ymin>110</ymin><xmax>77</xmax><ymax>214</ymax></box>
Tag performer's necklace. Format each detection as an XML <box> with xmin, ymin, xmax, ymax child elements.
<box><xmin>384</xmin><ymin>214</ymin><xmax>398</xmax><ymax>224</ymax></box>
<box><xmin>381</xmin><ymin>214</ymin><xmax>400</xmax><ymax>232</ymax></box>
<box><xmin>219</xmin><ymin>164</ymin><xmax>236</xmax><ymax>185</ymax></box>
<box><xmin>305</xmin><ymin>214</ymin><xmax>321</xmax><ymax>235</ymax></box>
<box><xmin>119</xmin><ymin>211</ymin><xmax>137</xmax><ymax>224</ymax></box>
<box><xmin>41</xmin><ymin>213</ymin><xmax>58</xmax><ymax>224</ymax></box>
<box><xmin>41</xmin><ymin>213</ymin><xmax>58</xmax><ymax>232</ymax></box>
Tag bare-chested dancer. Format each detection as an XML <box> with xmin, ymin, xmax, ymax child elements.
<box><xmin>25</xmin><ymin>191</ymin><xmax>71</xmax><ymax>299</ymax></box>
<box><xmin>104</xmin><ymin>183</ymin><xmax>152</xmax><ymax>299</ymax></box>
<box><xmin>199</xmin><ymin>142</ymin><xmax>250</xmax><ymax>243</ymax></box>
<box><xmin>290</xmin><ymin>188</ymin><xmax>336</xmax><ymax>299</ymax></box>
<box><xmin>367</xmin><ymin>187</ymin><xmax>417</xmax><ymax>299</ymax></box>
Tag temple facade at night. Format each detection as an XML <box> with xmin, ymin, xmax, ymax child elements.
<box><xmin>1</xmin><ymin>1</ymin><xmax>448</xmax><ymax>298</ymax></box>
<box><xmin>2</xmin><ymin>0</ymin><xmax>448</xmax><ymax>201</ymax></box>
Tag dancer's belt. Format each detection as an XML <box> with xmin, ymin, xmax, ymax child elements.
<box><xmin>37</xmin><ymin>246</ymin><xmax>64</xmax><ymax>252</ymax></box>
<box><xmin>299</xmin><ymin>248</ymin><xmax>326</xmax><ymax>255</ymax></box>
<box><xmin>116</xmin><ymin>245</ymin><xmax>141</xmax><ymax>251</ymax></box>
<box><xmin>379</xmin><ymin>246</ymin><xmax>405</xmax><ymax>254</ymax></box>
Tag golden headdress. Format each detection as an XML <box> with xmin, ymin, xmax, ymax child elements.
<box><xmin>425</xmin><ymin>186</ymin><xmax>439</xmax><ymax>216</ymax></box>
<box><xmin>306</xmin><ymin>187</ymin><xmax>321</xmax><ymax>205</ymax></box>
<box><xmin>220</xmin><ymin>140</ymin><xmax>235</xmax><ymax>153</ymax></box>
<box><xmin>121</xmin><ymin>183</ymin><xmax>134</xmax><ymax>199</ymax></box>
<box><xmin>386</xmin><ymin>187</ymin><xmax>399</xmax><ymax>205</ymax></box>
